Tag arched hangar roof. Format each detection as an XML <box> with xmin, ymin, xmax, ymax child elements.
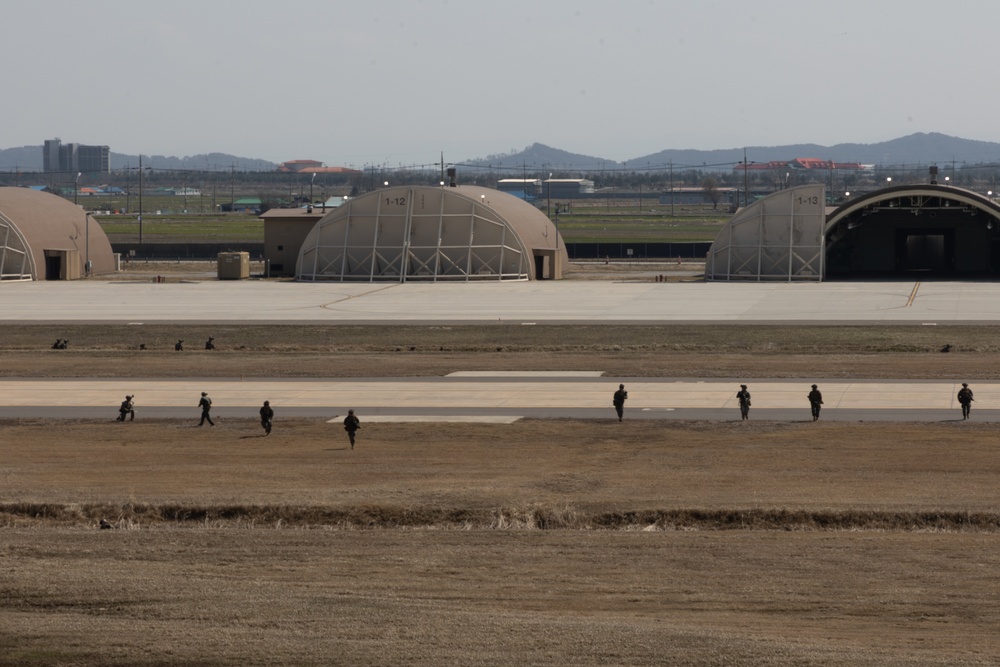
<box><xmin>825</xmin><ymin>184</ymin><xmax>1000</xmax><ymax>232</ymax></box>
<box><xmin>296</xmin><ymin>185</ymin><xmax>567</xmax><ymax>281</ymax></box>
<box><xmin>707</xmin><ymin>183</ymin><xmax>1000</xmax><ymax>280</ymax></box>
<box><xmin>705</xmin><ymin>184</ymin><xmax>826</xmax><ymax>281</ymax></box>
<box><xmin>0</xmin><ymin>187</ymin><xmax>115</xmax><ymax>281</ymax></box>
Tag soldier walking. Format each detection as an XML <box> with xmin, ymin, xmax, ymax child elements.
<box><xmin>807</xmin><ymin>384</ymin><xmax>824</xmax><ymax>421</ymax></box>
<box><xmin>259</xmin><ymin>400</ymin><xmax>273</xmax><ymax>435</ymax></box>
<box><xmin>736</xmin><ymin>384</ymin><xmax>751</xmax><ymax>420</ymax></box>
<box><xmin>198</xmin><ymin>391</ymin><xmax>215</xmax><ymax>426</ymax></box>
<box><xmin>958</xmin><ymin>383</ymin><xmax>974</xmax><ymax>420</ymax></box>
<box><xmin>343</xmin><ymin>409</ymin><xmax>360</xmax><ymax>449</ymax></box>
<box><xmin>612</xmin><ymin>384</ymin><xmax>628</xmax><ymax>422</ymax></box>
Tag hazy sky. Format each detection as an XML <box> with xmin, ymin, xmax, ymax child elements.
<box><xmin>6</xmin><ymin>0</ymin><xmax>999</xmax><ymax>167</ymax></box>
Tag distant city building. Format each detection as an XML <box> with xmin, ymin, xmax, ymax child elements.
<box><xmin>277</xmin><ymin>159</ymin><xmax>361</xmax><ymax>174</ymax></box>
<box><xmin>223</xmin><ymin>197</ymin><xmax>262</xmax><ymax>213</ymax></box>
<box><xmin>542</xmin><ymin>179</ymin><xmax>595</xmax><ymax>197</ymax></box>
<box><xmin>43</xmin><ymin>138</ymin><xmax>110</xmax><ymax>174</ymax></box>
<box><xmin>497</xmin><ymin>179</ymin><xmax>542</xmax><ymax>199</ymax></box>
<box><xmin>278</xmin><ymin>159</ymin><xmax>323</xmax><ymax>172</ymax></box>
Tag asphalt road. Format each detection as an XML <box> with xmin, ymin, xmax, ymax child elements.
<box><xmin>0</xmin><ymin>376</ymin><xmax>988</xmax><ymax>423</ymax></box>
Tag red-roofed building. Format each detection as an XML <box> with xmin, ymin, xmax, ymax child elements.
<box><xmin>277</xmin><ymin>160</ymin><xmax>361</xmax><ymax>175</ymax></box>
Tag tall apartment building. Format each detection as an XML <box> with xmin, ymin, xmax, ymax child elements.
<box><xmin>43</xmin><ymin>138</ymin><xmax>110</xmax><ymax>173</ymax></box>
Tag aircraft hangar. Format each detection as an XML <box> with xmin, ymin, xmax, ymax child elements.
<box><xmin>0</xmin><ymin>187</ymin><xmax>116</xmax><ymax>281</ymax></box>
<box><xmin>296</xmin><ymin>185</ymin><xmax>567</xmax><ymax>282</ymax></box>
<box><xmin>706</xmin><ymin>178</ymin><xmax>1000</xmax><ymax>280</ymax></box>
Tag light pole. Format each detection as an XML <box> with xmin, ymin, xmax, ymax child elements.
<box><xmin>138</xmin><ymin>156</ymin><xmax>145</xmax><ymax>244</ymax></box>
<box><xmin>739</xmin><ymin>149</ymin><xmax>755</xmax><ymax>207</ymax></box>
<box><xmin>85</xmin><ymin>212</ymin><xmax>91</xmax><ymax>276</ymax></box>
<box><xmin>669</xmin><ymin>161</ymin><xmax>674</xmax><ymax>217</ymax></box>
<box><xmin>546</xmin><ymin>172</ymin><xmax>552</xmax><ymax>218</ymax></box>
<box><xmin>74</xmin><ymin>172</ymin><xmax>81</xmax><ymax>206</ymax></box>
<box><xmin>310</xmin><ymin>172</ymin><xmax>316</xmax><ymax>203</ymax></box>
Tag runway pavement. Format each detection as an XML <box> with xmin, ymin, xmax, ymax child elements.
<box><xmin>3</xmin><ymin>278</ymin><xmax>998</xmax><ymax>421</ymax></box>
<box><xmin>2</xmin><ymin>277</ymin><xmax>1000</xmax><ymax>324</ymax></box>
<box><xmin>0</xmin><ymin>374</ymin><xmax>990</xmax><ymax>422</ymax></box>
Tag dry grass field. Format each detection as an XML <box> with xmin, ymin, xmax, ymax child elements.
<box><xmin>5</xmin><ymin>266</ymin><xmax>1000</xmax><ymax>665</ymax></box>
<box><xmin>3</xmin><ymin>418</ymin><xmax>1000</xmax><ymax>665</ymax></box>
<box><xmin>8</xmin><ymin>320</ymin><xmax>1000</xmax><ymax>381</ymax></box>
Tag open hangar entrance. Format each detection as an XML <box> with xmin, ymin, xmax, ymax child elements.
<box><xmin>825</xmin><ymin>185</ymin><xmax>1000</xmax><ymax>278</ymax></box>
<box><xmin>706</xmin><ymin>182</ymin><xmax>1000</xmax><ymax>281</ymax></box>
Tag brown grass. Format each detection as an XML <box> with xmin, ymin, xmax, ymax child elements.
<box><xmin>4</xmin><ymin>418</ymin><xmax>1000</xmax><ymax>665</ymax></box>
<box><xmin>3</xmin><ymin>418</ymin><xmax>999</xmax><ymax>517</ymax></box>
<box><xmin>4</xmin><ymin>323</ymin><xmax>1000</xmax><ymax>380</ymax></box>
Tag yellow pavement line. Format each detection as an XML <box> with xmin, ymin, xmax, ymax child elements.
<box><xmin>906</xmin><ymin>281</ymin><xmax>920</xmax><ymax>307</ymax></box>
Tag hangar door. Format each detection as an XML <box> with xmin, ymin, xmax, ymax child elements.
<box><xmin>706</xmin><ymin>184</ymin><xmax>826</xmax><ymax>281</ymax></box>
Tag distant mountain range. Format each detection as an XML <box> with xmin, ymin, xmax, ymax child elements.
<box><xmin>1</xmin><ymin>133</ymin><xmax>998</xmax><ymax>174</ymax></box>
<box><xmin>463</xmin><ymin>134</ymin><xmax>1000</xmax><ymax>173</ymax></box>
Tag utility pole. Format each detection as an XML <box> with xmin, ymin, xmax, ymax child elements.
<box><xmin>743</xmin><ymin>148</ymin><xmax>749</xmax><ymax>208</ymax></box>
<box><xmin>669</xmin><ymin>161</ymin><xmax>674</xmax><ymax>217</ymax></box>
<box><xmin>138</xmin><ymin>155</ymin><xmax>144</xmax><ymax>244</ymax></box>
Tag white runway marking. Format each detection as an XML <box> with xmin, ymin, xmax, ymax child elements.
<box><xmin>447</xmin><ymin>371</ymin><xmax>605</xmax><ymax>377</ymax></box>
<box><xmin>328</xmin><ymin>415</ymin><xmax>522</xmax><ymax>424</ymax></box>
